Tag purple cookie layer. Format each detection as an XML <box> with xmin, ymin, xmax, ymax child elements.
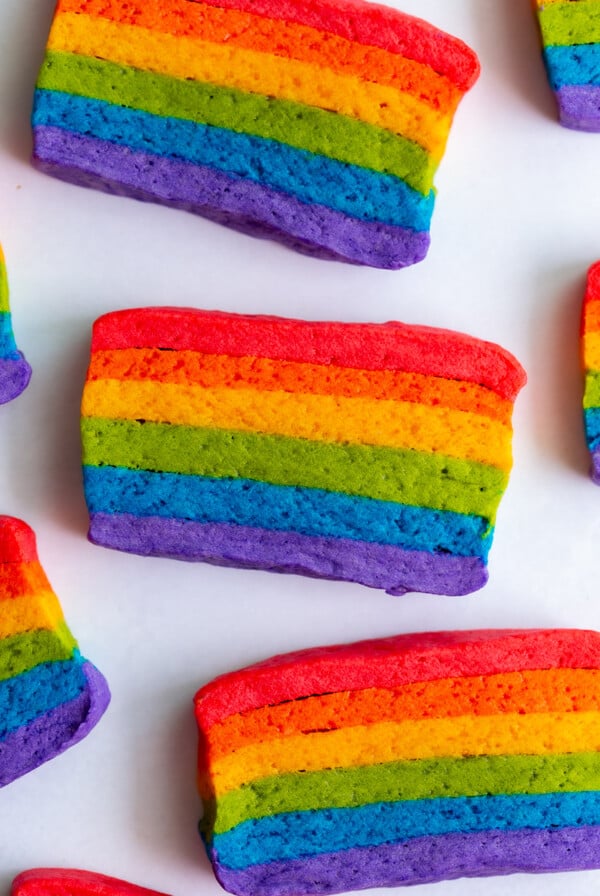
<box><xmin>32</xmin><ymin>127</ymin><xmax>430</xmax><ymax>269</ymax></box>
<box><xmin>213</xmin><ymin>826</ymin><xmax>600</xmax><ymax>895</ymax></box>
<box><xmin>0</xmin><ymin>356</ymin><xmax>32</xmax><ymax>405</ymax></box>
<box><xmin>556</xmin><ymin>85</ymin><xmax>600</xmax><ymax>132</ymax></box>
<box><xmin>0</xmin><ymin>662</ymin><xmax>110</xmax><ymax>786</ymax></box>
<box><xmin>591</xmin><ymin>450</ymin><xmax>600</xmax><ymax>486</ymax></box>
<box><xmin>88</xmin><ymin>512</ymin><xmax>487</xmax><ymax>596</ymax></box>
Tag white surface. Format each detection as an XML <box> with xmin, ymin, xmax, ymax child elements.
<box><xmin>1</xmin><ymin>0</ymin><xmax>600</xmax><ymax>894</ymax></box>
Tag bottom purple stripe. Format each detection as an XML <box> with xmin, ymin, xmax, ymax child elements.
<box><xmin>556</xmin><ymin>85</ymin><xmax>600</xmax><ymax>132</ymax></box>
<box><xmin>0</xmin><ymin>355</ymin><xmax>31</xmax><ymax>404</ymax></box>
<box><xmin>591</xmin><ymin>449</ymin><xmax>600</xmax><ymax>486</ymax></box>
<box><xmin>32</xmin><ymin>126</ymin><xmax>430</xmax><ymax>269</ymax></box>
<box><xmin>88</xmin><ymin>513</ymin><xmax>487</xmax><ymax>596</ymax></box>
<box><xmin>212</xmin><ymin>826</ymin><xmax>600</xmax><ymax>895</ymax></box>
<box><xmin>0</xmin><ymin>662</ymin><xmax>110</xmax><ymax>787</ymax></box>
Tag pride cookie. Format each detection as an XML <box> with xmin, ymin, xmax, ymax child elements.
<box><xmin>0</xmin><ymin>246</ymin><xmax>31</xmax><ymax>404</ymax></box>
<box><xmin>12</xmin><ymin>871</ymin><xmax>170</xmax><ymax>896</ymax></box>
<box><xmin>81</xmin><ymin>307</ymin><xmax>525</xmax><ymax>596</ymax></box>
<box><xmin>582</xmin><ymin>261</ymin><xmax>600</xmax><ymax>481</ymax></box>
<box><xmin>195</xmin><ymin>628</ymin><xmax>600</xmax><ymax>894</ymax></box>
<box><xmin>0</xmin><ymin>516</ymin><xmax>110</xmax><ymax>786</ymax></box>
<box><xmin>535</xmin><ymin>0</ymin><xmax>600</xmax><ymax>130</ymax></box>
<box><xmin>31</xmin><ymin>0</ymin><xmax>479</xmax><ymax>268</ymax></box>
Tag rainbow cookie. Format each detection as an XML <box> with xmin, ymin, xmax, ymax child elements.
<box><xmin>195</xmin><ymin>628</ymin><xmax>600</xmax><ymax>895</ymax></box>
<box><xmin>81</xmin><ymin>307</ymin><xmax>525</xmax><ymax>596</ymax></box>
<box><xmin>12</xmin><ymin>870</ymin><xmax>170</xmax><ymax>896</ymax></box>
<box><xmin>536</xmin><ymin>0</ymin><xmax>600</xmax><ymax>130</ymax></box>
<box><xmin>0</xmin><ymin>516</ymin><xmax>110</xmax><ymax>787</ymax></box>
<box><xmin>582</xmin><ymin>261</ymin><xmax>600</xmax><ymax>482</ymax></box>
<box><xmin>0</xmin><ymin>246</ymin><xmax>31</xmax><ymax>404</ymax></box>
<box><xmin>31</xmin><ymin>0</ymin><xmax>479</xmax><ymax>269</ymax></box>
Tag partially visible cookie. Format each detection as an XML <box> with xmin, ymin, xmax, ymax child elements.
<box><xmin>12</xmin><ymin>870</ymin><xmax>170</xmax><ymax>896</ymax></box>
<box><xmin>536</xmin><ymin>0</ymin><xmax>600</xmax><ymax>131</ymax></box>
<box><xmin>582</xmin><ymin>261</ymin><xmax>600</xmax><ymax>482</ymax></box>
<box><xmin>0</xmin><ymin>246</ymin><xmax>31</xmax><ymax>404</ymax></box>
<box><xmin>0</xmin><ymin>516</ymin><xmax>110</xmax><ymax>786</ymax></box>
<box><xmin>32</xmin><ymin>0</ymin><xmax>479</xmax><ymax>268</ymax></box>
<box><xmin>195</xmin><ymin>628</ymin><xmax>600</xmax><ymax>895</ymax></box>
<box><xmin>81</xmin><ymin>307</ymin><xmax>525</xmax><ymax>596</ymax></box>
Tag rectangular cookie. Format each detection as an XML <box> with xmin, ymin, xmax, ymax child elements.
<box><xmin>81</xmin><ymin>307</ymin><xmax>525</xmax><ymax>596</ymax></box>
<box><xmin>536</xmin><ymin>0</ymin><xmax>600</xmax><ymax>130</ymax></box>
<box><xmin>32</xmin><ymin>0</ymin><xmax>479</xmax><ymax>268</ymax></box>
<box><xmin>582</xmin><ymin>261</ymin><xmax>600</xmax><ymax>481</ymax></box>
<box><xmin>195</xmin><ymin>628</ymin><xmax>600</xmax><ymax>894</ymax></box>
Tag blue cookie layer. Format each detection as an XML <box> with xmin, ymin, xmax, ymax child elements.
<box><xmin>0</xmin><ymin>656</ymin><xmax>87</xmax><ymax>739</ymax></box>
<box><xmin>544</xmin><ymin>44</ymin><xmax>600</xmax><ymax>89</ymax></box>
<box><xmin>83</xmin><ymin>465</ymin><xmax>493</xmax><ymax>558</ymax></box>
<box><xmin>33</xmin><ymin>89</ymin><xmax>434</xmax><ymax>231</ymax></box>
<box><xmin>585</xmin><ymin>407</ymin><xmax>600</xmax><ymax>449</ymax></box>
<box><xmin>212</xmin><ymin>791</ymin><xmax>600</xmax><ymax>870</ymax></box>
<box><xmin>0</xmin><ymin>312</ymin><xmax>20</xmax><ymax>360</ymax></box>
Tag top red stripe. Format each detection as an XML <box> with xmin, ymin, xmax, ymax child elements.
<box><xmin>586</xmin><ymin>261</ymin><xmax>600</xmax><ymax>304</ymax></box>
<box><xmin>91</xmin><ymin>308</ymin><xmax>526</xmax><ymax>401</ymax></box>
<box><xmin>193</xmin><ymin>0</ymin><xmax>480</xmax><ymax>90</ymax></box>
<box><xmin>194</xmin><ymin>629</ymin><xmax>600</xmax><ymax>728</ymax></box>
<box><xmin>12</xmin><ymin>870</ymin><xmax>171</xmax><ymax>896</ymax></box>
<box><xmin>0</xmin><ymin>517</ymin><xmax>37</xmax><ymax>564</ymax></box>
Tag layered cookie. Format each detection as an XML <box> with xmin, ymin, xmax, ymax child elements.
<box><xmin>32</xmin><ymin>0</ymin><xmax>479</xmax><ymax>268</ymax></box>
<box><xmin>0</xmin><ymin>246</ymin><xmax>31</xmax><ymax>404</ymax></box>
<box><xmin>582</xmin><ymin>261</ymin><xmax>600</xmax><ymax>482</ymax></box>
<box><xmin>536</xmin><ymin>0</ymin><xmax>600</xmax><ymax>130</ymax></box>
<box><xmin>0</xmin><ymin>516</ymin><xmax>110</xmax><ymax>786</ymax></box>
<box><xmin>195</xmin><ymin>628</ymin><xmax>600</xmax><ymax>894</ymax></box>
<box><xmin>81</xmin><ymin>307</ymin><xmax>525</xmax><ymax>596</ymax></box>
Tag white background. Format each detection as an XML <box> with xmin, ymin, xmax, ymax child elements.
<box><xmin>1</xmin><ymin>1</ymin><xmax>600</xmax><ymax>894</ymax></box>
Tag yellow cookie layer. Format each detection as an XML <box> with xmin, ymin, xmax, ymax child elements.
<box><xmin>48</xmin><ymin>12</ymin><xmax>449</xmax><ymax>157</ymax></box>
<box><xmin>202</xmin><ymin>710</ymin><xmax>600</xmax><ymax>799</ymax></box>
<box><xmin>82</xmin><ymin>379</ymin><xmax>512</xmax><ymax>469</ymax></box>
<box><xmin>583</xmin><ymin>332</ymin><xmax>600</xmax><ymax>369</ymax></box>
<box><xmin>0</xmin><ymin>590</ymin><xmax>65</xmax><ymax>638</ymax></box>
<box><xmin>87</xmin><ymin>349</ymin><xmax>514</xmax><ymax>424</ymax></box>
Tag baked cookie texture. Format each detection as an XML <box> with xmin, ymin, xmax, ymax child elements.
<box><xmin>582</xmin><ymin>261</ymin><xmax>600</xmax><ymax>481</ymax></box>
<box><xmin>31</xmin><ymin>0</ymin><xmax>479</xmax><ymax>269</ymax></box>
<box><xmin>536</xmin><ymin>0</ymin><xmax>600</xmax><ymax>130</ymax></box>
<box><xmin>81</xmin><ymin>307</ymin><xmax>525</xmax><ymax>596</ymax></box>
<box><xmin>0</xmin><ymin>246</ymin><xmax>31</xmax><ymax>404</ymax></box>
<box><xmin>195</xmin><ymin>629</ymin><xmax>600</xmax><ymax>895</ymax></box>
<box><xmin>0</xmin><ymin>517</ymin><xmax>110</xmax><ymax>787</ymax></box>
<box><xmin>12</xmin><ymin>870</ymin><xmax>170</xmax><ymax>896</ymax></box>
